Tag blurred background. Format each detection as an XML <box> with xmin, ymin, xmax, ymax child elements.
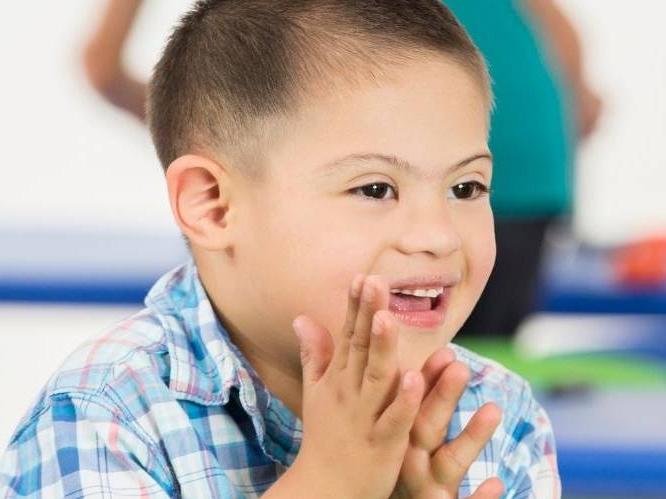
<box><xmin>0</xmin><ymin>1</ymin><xmax>665</xmax><ymax>497</ymax></box>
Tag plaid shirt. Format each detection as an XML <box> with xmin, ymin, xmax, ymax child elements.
<box><xmin>1</xmin><ymin>260</ymin><xmax>560</xmax><ymax>498</ymax></box>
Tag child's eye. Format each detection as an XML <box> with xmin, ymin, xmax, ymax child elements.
<box><xmin>351</xmin><ymin>182</ymin><xmax>397</xmax><ymax>200</ymax></box>
<box><xmin>448</xmin><ymin>181</ymin><xmax>489</xmax><ymax>200</ymax></box>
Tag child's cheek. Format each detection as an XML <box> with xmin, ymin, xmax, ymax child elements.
<box><xmin>467</xmin><ymin>210</ymin><xmax>496</xmax><ymax>288</ymax></box>
<box><xmin>479</xmin><ymin>237</ymin><xmax>496</xmax><ymax>284</ymax></box>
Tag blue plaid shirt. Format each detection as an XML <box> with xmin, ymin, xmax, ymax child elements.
<box><xmin>0</xmin><ymin>260</ymin><xmax>560</xmax><ymax>498</ymax></box>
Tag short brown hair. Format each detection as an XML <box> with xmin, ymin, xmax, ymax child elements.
<box><xmin>148</xmin><ymin>0</ymin><xmax>489</xmax><ymax>176</ymax></box>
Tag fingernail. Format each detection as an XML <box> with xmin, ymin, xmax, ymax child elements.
<box><xmin>402</xmin><ymin>371</ymin><xmax>416</xmax><ymax>390</ymax></box>
<box><xmin>371</xmin><ymin>314</ymin><xmax>383</xmax><ymax>335</ymax></box>
<box><xmin>438</xmin><ymin>347</ymin><xmax>455</xmax><ymax>364</ymax></box>
<box><xmin>351</xmin><ymin>274</ymin><xmax>364</xmax><ymax>298</ymax></box>
<box><xmin>292</xmin><ymin>317</ymin><xmax>305</xmax><ymax>339</ymax></box>
<box><xmin>362</xmin><ymin>280</ymin><xmax>375</xmax><ymax>302</ymax></box>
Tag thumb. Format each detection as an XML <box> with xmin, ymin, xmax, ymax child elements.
<box><xmin>292</xmin><ymin>315</ymin><xmax>334</xmax><ymax>386</ymax></box>
<box><xmin>469</xmin><ymin>477</ymin><xmax>503</xmax><ymax>498</ymax></box>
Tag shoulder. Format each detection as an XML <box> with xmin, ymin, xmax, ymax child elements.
<box><xmin>10</xmin><ymin>259</ymin><xmax>243</xmax><ymax>443</ymax></box>
<box><xmin>449</xmin><ymin>343</ymin><xmax>552</xmax><ymax>461</ymax></box>
<box><xmin>47</xmin><ymin>308</ymin><xmax>170</xmax><ymax>398</ymax></box>
<box><xmin>450</xmin><ymin>342</ymin><xmax>532</xmax><ymax>405</ymax></box>
<box><xmin>450</xmin><ymin>343</ymin><xmax>552</xmax><ymax>448</ymax></box>
<box><xmin>450</xmin><ymin>343</ymin><xmax>561</xmax><ymax>498</ymax></box>
<box><xmin>1</xmin><ymin>309</ymin><xmax>181</xmax><ymax>496</ymax></box>
<box><xmin>8</xmin><ymin>307</ymin><xmax>176</xmax><ymax>445</ymax></box>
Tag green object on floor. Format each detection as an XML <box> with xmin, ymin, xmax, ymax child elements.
<box><xmin>456</xmin><ymin>338</ymin><xmax>666</xmax><ymax>390</ymax></box>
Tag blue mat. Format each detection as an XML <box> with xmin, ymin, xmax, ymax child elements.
<box><xmin>0</xmin><ymin>230</ymin><xmax>187</xmax><ymax>303</ymax></box>
<box><xmin>541</xmin><ymin>388</ymin><xmax>666</xmax><ymax>497</ymax></box>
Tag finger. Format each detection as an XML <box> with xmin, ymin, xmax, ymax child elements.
<box><xmin>469</xmin><ymin>477</ymin><xmax>504</xmax><ymax>499</ymax></box>
<box><xmin>292</xmin><ymin>315</ymin><xmax>334</xmax><ymax>387</ymax></box>
<box><xmin>431</xmin><ymin>403</ymin><xmax>502</xmax><ymax>488</ymax></box>
<box><xmin>411</xmin><ymin>361</ymin><xmax>470</xmax><ymax>450</ymax></box>
<box><xmin>420</xmin><ymin>347</ymin><xmax>456</xmax><ymax>391</ymax></box>
<box><xmin>346</xmin><ymin>276</ymin><xmax>389</xmax><ymax>387</ymax></box>
<box><xmin>360</xmin><ymin>310</ymin><xmax>400</xmax><ymax>414</ymax></box>
<box><xmin>375</xmin><ymin>370</ymin><xmax>425</xmax><ymax>442</ymax></box>
<box><xmin>330</xmin><ymin>274</ymin><xmax>364</xmax><ymax>371</ymax></box>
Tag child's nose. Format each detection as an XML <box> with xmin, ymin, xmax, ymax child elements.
<box><xmin>393</xmin><ymin>204</ymin><xmax>462</xmax><ymax>258</ymax></box>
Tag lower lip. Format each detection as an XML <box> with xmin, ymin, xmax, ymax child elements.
<box><xmin>388</xmin><ymin>291</ymin><xmax>449</xmax><ymax>329</ymax></box>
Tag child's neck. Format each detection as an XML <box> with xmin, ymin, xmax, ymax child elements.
<box><xmin>195</xmin><ymin>256</ymin><xmax>304</xmax><ymax>419</ymax></box>
<box><xmin>235</xmin><ymin>341</ymin><xmax>304</xmax><ymax>418</ymax></box>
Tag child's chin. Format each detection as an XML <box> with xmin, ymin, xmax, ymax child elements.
<box><xmin>397</xmin><ymin>337</ymin><xmax>450</xmax><ymax>373</ymax></box>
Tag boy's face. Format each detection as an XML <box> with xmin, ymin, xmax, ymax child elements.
<box><xmin>227</xmin><ymin>56</ymin><xmax>494</xmax><ymax>373</ymax></box>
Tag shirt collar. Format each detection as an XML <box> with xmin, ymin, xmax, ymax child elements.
<box><xmin>450</xmin><ymin>343</ymin><xmax>493</xmax><ymax>388</ymax></box>
<box><xmin>144</xmin><ymin>259</ymin><xmax>302</xmax><ymax>465</ymax></box>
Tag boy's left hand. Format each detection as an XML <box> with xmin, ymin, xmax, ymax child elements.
<box><xmin>391</xmin><ymin>348</ymin><xmax>504</xmax><ymax>499</ymax></box>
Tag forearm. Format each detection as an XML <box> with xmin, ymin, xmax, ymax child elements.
<box><xmin>524</xmin><ymin>0</ymin><xmax>602</xmax><ymax>137</ymax></box>
<box><xmin>85</xmin><ymin>0</ymin><xmax>143</xmax><ymax>67</ymax></box>
<box><xmin>262</xmin><ymin>460</ymin><xmax>358</xmax><ymax>499</ymax></box>
<box><xmin>83</xmin><ymin>0</ymin><xmax>147</xmax><ymax>120</ymax></box>
<box><xmin>524</xmin><ymin>0</ymin><xmax>585</xmax><ymax>89</ymax></box>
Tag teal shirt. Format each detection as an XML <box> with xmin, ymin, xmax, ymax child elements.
<box><xmin>445</xmin><ymin>0</ymin><xmax>575</xmax><ymax>218</ymax></box>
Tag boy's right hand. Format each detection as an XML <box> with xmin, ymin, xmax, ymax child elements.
<box><xmin>266</xmin><ymin>275</ymin><xmax>425</xmax><ymax>499</ymax></box>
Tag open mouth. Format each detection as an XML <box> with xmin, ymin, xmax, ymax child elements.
<box><xmin>388</xmin><ymin>291</ymin><xmax>442</xmax><ymax>312</ymax></box>
<box><xmin>387</xmin><ymin>288</ymin><xmax>448</xmax><ymax>328</ymax></box>
<box><xmin>387</xmin><ymin>288</ymin><xmax>448</xmax><ymax>329</ymax></box>
<box><xmin>386</xmin><ymin>277</ymin><xmax>457</xmax><ymax>329</ymax></box>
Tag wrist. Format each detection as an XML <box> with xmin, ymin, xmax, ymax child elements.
<box><xmin>283</xmin><ymin>454</ymin><xmax>360</xmax><ymax>499</ymax></box>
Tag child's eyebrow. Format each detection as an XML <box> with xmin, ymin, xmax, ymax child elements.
<box><xmin>318</xmin><ymin>152</ymin><xmax>492</xmax><ymax>178</ymax></box>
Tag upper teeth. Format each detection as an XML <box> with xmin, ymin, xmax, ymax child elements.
<box><xmin>390</xmin><ymin>288</ymin><xmax>444</xmax><ymax>298</ymax></box>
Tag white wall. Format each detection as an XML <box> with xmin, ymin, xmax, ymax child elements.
<box><xmin>557</xmin><ymin>0</ymin><xmax>666</xmax><ymax>243</ymax></box>
<box><xmin>0</xmin><ymin>1</ymin><xmax>184</xmax><ymax>234</ymax></box>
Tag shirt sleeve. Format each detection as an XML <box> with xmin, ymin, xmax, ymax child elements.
<box><xmin>0</xmin><ymin>392</ymin><xmax>176</xmax><ymax>498</ymax></box>
<box><xmin>500</xmin><ymin>382</ymin><xmax>562</xmax><ymax>499</ymax></box>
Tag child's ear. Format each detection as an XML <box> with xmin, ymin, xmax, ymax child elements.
<box><xmin>165</xmin><ymin>154</ymin><xmax>234</xmax><ymax>251</ymax></box>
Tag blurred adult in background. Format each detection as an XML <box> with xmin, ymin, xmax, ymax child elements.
<box><xmin>446</xmin><ymin>0</ymin><xmax>602</xmax><ymax>337</ymax></box>
<box><xmin>83</xmin><ymin>0</ymin><xmax>602</xmax><ymax>338</ymax></box>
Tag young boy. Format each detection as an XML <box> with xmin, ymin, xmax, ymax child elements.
<box><xmin>0</xmin><ymin>1</ymin><xmax>560</xmax><ymax>497</ymax></box>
